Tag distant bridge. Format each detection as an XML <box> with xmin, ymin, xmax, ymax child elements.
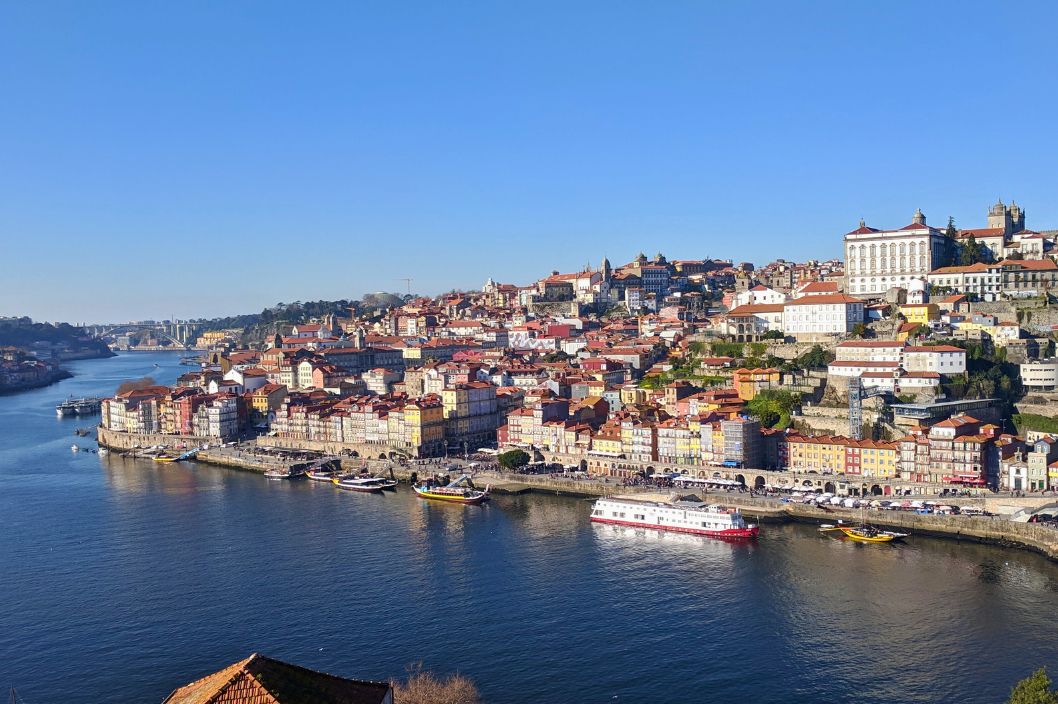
<box><xmin>88</xmin><ymin>322</ymin><xmax>202</xmax><ymax>348</ymax></box>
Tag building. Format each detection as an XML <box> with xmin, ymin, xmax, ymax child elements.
<box><xmin>844</xmin><ymin>209</ymin><xmax>953</xmax><ymax>297</ymax></box>
<box><xmin>782</xmin><ymin>294</ymin><xmax>864</xmax><ymax>339</ymax></box>
<box><xmin>162</xmin><ymin>653</ymin><xmax>393</xmax><ymax>704</ymax></box>
<box><xmin>1020</xmin><ymin>359</ymin><xmax>1058</xmax><ymax>391</ymax></box>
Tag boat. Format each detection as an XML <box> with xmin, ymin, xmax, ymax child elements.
<box><xmin>819</xmin><ymin>510</ymin><xmax>910</xmax><ymax>544</ymax></box>
<box><xmin>333</xmin><ymin>476</ymin><xmax>397</xmax><ymax>493</ymax></box>
<box><xmin>590</xmin><ymin>494</ymin><xmax>759</xmax><ymax>539</ymax></box>
<box><xmin>70</xmin><ymin>444</ymin><xmax>79</xmax><ymax>452</ymax></box>
<box><xmin>98</xmin><ymin>447</ymin><xmax>109</xmax><ymax>456</ymax></box>
<box><xmin>306</xmin><ymin>468</ymin><xmax>338</xmax><ymax>482</ymax></box>
<box><xmin>264</xmin><ymin>468</ymin><xmax>305</xmax><ymax>480</ymax></box>
<box><xmin>412</xmin><ymin>474</ymin><xmax>490</xmax><ymax>504</ymax></box>
<box><xmin>55</xmin><ymin>397</ymin><xmax>103</xmax><ymax>417</ymax></box>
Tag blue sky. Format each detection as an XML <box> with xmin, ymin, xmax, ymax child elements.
<box><xmin>2</xmin><ymin>1</ymin><xmax>1057</xmax><ymax>323</ymax></box>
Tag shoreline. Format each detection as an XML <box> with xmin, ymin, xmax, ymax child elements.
<box><xmin>97</xmin><ymin>427</ymin><xmax>1058</xmax><ymax>561</ymax></box>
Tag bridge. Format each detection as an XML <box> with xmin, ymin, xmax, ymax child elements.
<box><xmin>87</xmin><ymin>322</ymin><xmax>202</xmax><ymax>348</ymax></box>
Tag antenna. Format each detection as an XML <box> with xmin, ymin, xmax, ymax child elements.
<box><xmin>398</xmin><ymin>278</ymin><xmax>413</xmax><ymax>295</ymax></box>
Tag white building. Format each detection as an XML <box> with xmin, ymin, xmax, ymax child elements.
<box><xmin>733</xmin><ymin>285</ymin><xmax>785</xmax><ymax>307</ymax></box>
<box><xmin>834</xmin><ymin>340</ymin><xmax>905</xmax><ymax>363</ymax></box>
<box><xmin>902</xmin><ymin>345</ymin><xmax>967</xmax><ymax>375</ymax></box>
<box><xmin>722</xmin><ymin>303</ymin><xmax>784</xmax><ymax>341</ymax></box>
<box><xmin>1020</xmin><ymin>359</ymin><xmax>1058</xmax><ymax>392</ymax></box>
<box><xmin>844</xmin><ymin>209</ymin><xmax>953</xmax><ymax>297</ymax></box>
<box><xmin>926</xmin><ymin>262</ymin><xmax>1001</xmax><ymax>301</ymax></box>
<box><xmin>781</xmin><ymin>294</ymin><xmax>864</xmax><ymax>338</ymax></box>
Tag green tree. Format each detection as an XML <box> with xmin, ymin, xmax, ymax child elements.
<box><xmin>944</xmin><ymin>215</ymin><xmax>957</xmax><ymax>240</ymax></box>
<box><xmin>959</xmin><ymin>235</ymin><xmax>986</xmax><ymax>265</ymax></box>
<box><xmin>795</xmin><ymin>344</ymin><xmax>832</xmax><ymax>369</ymax></box>
<box><xmin>761</xmin><ymin>329</ymin><xmax>785</xmax><ymax>340</ymax></box>
<box><xmin>851</xmin><ymin>322</ymin><xmax>869</xmax><ymax>338</ymax></box>
<box><xmin>1006</xmin><ymin>668</ymin><xmax>1058</xmax><ymax>704</ymax></box>
<box><xmin>497</xmin><ymin>449</ymin><xmax>530</xmax><ymax>470</ymax></box>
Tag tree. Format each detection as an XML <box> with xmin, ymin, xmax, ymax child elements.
<box><xmin>959</xmin><ymin>235</ymin><xmax>987</xmax><ymax>265</ymax></box>
<box><xmin>944</xmin><ymin>215</ymin><xmax>958</xmax><ymax>239</ymax></box>
<box><xmin>851</xmin><ymin>322</ymin><xmax>869</xmax><ymax>338</ymax></box>
<box><xmin>1006</xmin><ymin>668</ymin><xmax>1058</xmax><ymax>704</ymax></box>
<box><xmin>761</xmin><ymin>329</ymin><xmax>785</xmax><ymax>340</ymax></box>
<box><xmin>795</xmin><ymin>344</ymin><xmax>832</xmax><ymax>369</ymax></box>
<box><xmin>393</xmin><ymin>664</ymin><xmax>480</xmax><ymax>704</ymax></box>
<box><xmin>116</xmin><ymin>376</ymin><xmax>158</xmax><ymax>394</ymax></box>
<box><xmin>497</xmin><ymin>449</ymin><xmax>530</xmax><ymax>470</ymax></box>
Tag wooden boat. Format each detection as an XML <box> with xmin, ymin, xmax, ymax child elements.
<box><xmin>305</xmin><ymin>468</ymin><xmax>338</xmax><ymax>482</ymax></box>
<box><xmin>333</xmin><ymin>476</ymin><xmax>396</xmax><ymax>493</ymax></box>
<box><xmin>264</xmin><ymin>468</ymin><xmax>305</xmax><ymax>480</ymax></box>
<box><xmin>413</xmin><ymin>474</ymin><xmax>489</xmax><ymax>504</ymax></box>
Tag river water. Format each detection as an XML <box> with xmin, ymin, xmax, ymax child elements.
<box><xmin>1</xmin><ymin>351</ymin><xmax>1057</xmax><ymax>703</ymax></box>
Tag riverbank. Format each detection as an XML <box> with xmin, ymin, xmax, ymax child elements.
<box><xmin>0</xmin><ymin>368</ymin><xmax>73</xmax><ymax>395</ymax></box>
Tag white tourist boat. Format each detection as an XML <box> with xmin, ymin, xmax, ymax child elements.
<box><xmin>590</xmin><ymin>495</ymin><xmax>760</xmax><ymax>540</ymax></box>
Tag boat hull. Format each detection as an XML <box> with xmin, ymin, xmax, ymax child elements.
<box><xmin>413</xmin><ymin>488</ymin><xmax>489</xmax><ymax>505</ymax></box>
<box><xmin>590</xmin><ymin>517</ymin><xmax>759</xmax><ymax>540</ymax></box>
<box><xmin>334</xmin><ymin>483</ymin><xmax>383</xmax><ymax>493</ymax></box>
<box><xmin>838</xmin><ymin>527</ymin><xmax>895</xmax><ymax>543</ymax></box>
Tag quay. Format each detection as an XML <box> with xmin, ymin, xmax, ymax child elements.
<box><xmin>96</xmin><ymin>427</ymin><xmax>1058</xmax><ymax>561</ymax></box>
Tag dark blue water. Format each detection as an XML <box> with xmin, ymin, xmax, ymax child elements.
<box><xmin>2</xmin><ymin>351</ymin><xmax>1057</xmax><ymax>703</ymax></box>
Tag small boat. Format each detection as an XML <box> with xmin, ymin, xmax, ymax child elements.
<box><xmin>305</xmin><ymin>468</ymin><xmax>338</xmax><ymax>482</ymax></box>
<box><xmin>264</xmin><ymin>468</ymin><xmax>305</xmax><ymax>480</ymax></box>
<box><xmin>412</xmin><ymin>474</ymin><xmax>489</xmax><ymax>504</ymax></box>
<box><xmin>70</xmin><ymin>444</ymin><xmax>79</xmax><ymax>452</ymax></box>
<box><xmin>98</xmin><ymin>447</ymin><xmax>109</xmax><ymax>456</ymax></box>
<box><xmin>334</xmin><ymin>476</ymin><xmax>397</xmax><ymax>493</ymax></box>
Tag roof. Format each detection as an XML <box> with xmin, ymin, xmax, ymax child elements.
<box><xmin>162</xmin><ymin>653</ymin><xmax>392</xmax><ymax>704</ymax></box>
<box><xmin>797</xmin><ymin>281</ymin><xmax>840</xmax><ymax>294</ymax></box>
<box><xmin>836</xmin><ymin>340</ymin><xmax>904</xmax><ymax>348</ymax></box>
<box><xmin>726</xmin><ymin>303</ymin><xmax>784</xmax><ymax>315</ymax></box>
<box><xmin>784</xmin><ymin>294</ymin><xmax>861</xmax><ymax>306</ymax></box>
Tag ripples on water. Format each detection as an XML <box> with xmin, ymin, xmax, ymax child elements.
<box><xmin>1</xmin><ymin>352</ymin><xmax>1057</xmax><ymax>703</ymax></box>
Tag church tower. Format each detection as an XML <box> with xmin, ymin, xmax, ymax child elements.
<box><xmin>988</xmin><ymin>199</ymin><xmax>1012</xmax><ymax>234</ymax></box>
<box><xmin>600</xmin><ymin>256</ymin><xmax>612</xmax><ymax>282</ymax></box>
<box><xmin>912</xmin><ymin>207</ymin><xmax>926</xmax><ymax>226</ymax></box>
<box><xmin>1010</xmin><ymin>201</ymin><xmax>1025</xmax><ymax>233</ymax></box>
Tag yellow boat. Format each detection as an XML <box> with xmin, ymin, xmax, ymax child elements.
<box><xmin>838</xmin><ymin>526</ymin><xmax>895</xmax><ymax>543</ymax></box>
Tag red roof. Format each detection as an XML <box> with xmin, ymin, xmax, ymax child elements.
<box><xmin>784</xmin><ymin>294</ymin><xmax>861</xmax><ymax>306</ymax></box>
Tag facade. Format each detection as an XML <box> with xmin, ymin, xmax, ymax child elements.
<box><xmin>844</xmin><ymin>209</ymin><xmax>953</xmax><ymax>297</ymax></box>
<box><xmin>782</xmin><ymin>294</ymin><xmax>864</xmax><ymax>338</ymax></box>
<box><xmin>1020</xmin><ymin>359</ymin><xmax>1058</xmax><ymax>391</ymax></box>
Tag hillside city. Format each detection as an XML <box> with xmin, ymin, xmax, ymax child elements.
<box><xmin>82</xmin><ymin>199</ymin><xmax>1058</xmax><ymax>495</ymax></box>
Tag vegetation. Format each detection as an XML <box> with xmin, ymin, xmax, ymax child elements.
<box><xmin>115</xmin><ymin>376</ymin><xmax>158</xmax><ymax>394</ymax></box>
<box><xmin>794</xmin><ymin>344</ymin><xmax>833</xmax><ymax>370</ymax></box>
<box><xmin>942</xmin><ymin>341</ymin><xmax>1022</xmax><ymax>423</ymax></box>
<box><xmin>850</xmin><ymin>322</ymin><xmax>870</xmax><ymax>338</ymax></box>
<box><xmin>0</xmin><ymin>319</ymin><xmax>112</xmax><ymax>357</ymax></box>
<box><xmin>1013</xmin><ymin>414</ymin><xmax>1058</xmax><ymax>436</ymax></box>
<box><xmin>746</xmin><ymin>389</ymin><xmax>801</xmax><ymax>429</ymax></box>
<box><xmin>709</xmin><ymin>341</ymin><xmax>745</xmax><ymax>358</ymax></box>
<box><xmin>541</xmin><ymin>350</ymin><xmax>570</xmax><ymax>363</ymax></box>
<box><xmin>760</xmin><ymin>329</ymin><xmax>785</xmax><ymax>340</ymax></box>
<box><xmin>497</xmin><ymin>449</ymin><xmax>530</xmax><ymax>470</ymax></box>
<box><xmin>393</xmin><ymin>665</ymin><xmax>481</xmax><ymax>704</ymax></box>
<box><xmin>958</xmin><ymin>234</ymin><xmax>989</xmax><ymax>265</ymax></box>
<box><xmin>1006</xmin><ymin>667</ymin><xmax>1058</xmax><ymax>704</ymax></box>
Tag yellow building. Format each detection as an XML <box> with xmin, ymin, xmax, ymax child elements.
<box><xmin>855</xmin><ymin>440</ymin><xmax>898</xmax><ymax>478</ymax></box>
<box><xmin>402</xmin><ymin>398</ymin><xmax>445</xmax><ymax>453</ymax></box>
<box><xmin>787</xmin><ymin>435</ymin><xmax>847</xmax><ymax>474</ymax></box>
<box><xmin>732</xmin><ymin>367</ymin><xmax>781</xmax><ymax>401</ymax></box>
<box><xmin>899</xmin><ymin>303</ymin><xmax>940</xmax><ymax>325</ymax></box>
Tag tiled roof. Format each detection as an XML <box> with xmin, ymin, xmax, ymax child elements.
<box><xmin>162</xmin><ymin>653</ymin><xmax>392</xmax><ymax>704</ymax></box>
<box><xmin>784</xmin><ymin>294</ymin><xmax>860</xmax><ymax>306</ymax></box>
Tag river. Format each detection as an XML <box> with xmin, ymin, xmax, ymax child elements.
<box><xmin>1</xmin><ymin>351</ymin><xmax>1057</xmax><ymax>703</ymax></box>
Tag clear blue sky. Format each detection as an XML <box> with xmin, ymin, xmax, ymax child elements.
<box><xmin>2</xmin><ymin>1</ymin><xmax>1057</xmax><ymax>323</ymax></box>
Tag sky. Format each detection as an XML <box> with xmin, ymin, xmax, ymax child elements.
<box><xmin>2</xmin><ymin>1</ymin><xmax>1057</xmax><ymax>324</ymax></box>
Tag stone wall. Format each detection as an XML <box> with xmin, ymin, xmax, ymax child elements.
<box><xmin>97</xmin><ymin>426</ymin><xmax>211</xmax><ymax>450</ymax></box>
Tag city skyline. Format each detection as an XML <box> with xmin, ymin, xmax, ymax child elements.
<box><xmin>3</xmin><ymin>1</ymin><xmax>1058</xmax><ymax>322</ymax></box>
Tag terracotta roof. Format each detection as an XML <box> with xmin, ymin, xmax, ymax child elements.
<box><xmin>784</xmin><ymin>294</ymin><xmax>860</xmax><ymax>306</ymax></box>
<box><xmin>726</xmin><ymin>303</ymin><xmax>784</xmax><ymax>315</ymax></box>
<box><xmin>797</xmin><ymin>281</ymin><xmax>840</xmax><ymax>293</ymax></box>
<box><xmin>162</xmin><ymin>653</ymin><xmax>391</xmax><ymax>704</ymax></box>
<box><xmin>836</xmin><ymin>340</ymin><xmax>904</xmax><ymax>348</ymax></box>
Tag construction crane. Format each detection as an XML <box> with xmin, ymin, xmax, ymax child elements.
<box><xmin>398</xmin><ymin>278</ymin><xmax>413</xmax><ymax>295</ymax></box>
<box><xmin>848</xmin><ymin>376</ymin><xmax>893</xmax><ymax>440</ymax></box>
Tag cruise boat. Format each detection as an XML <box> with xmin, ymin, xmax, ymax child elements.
<box><xmin>412</xmin><ymin>474</ymin><xmax>490</xmax><ymax>504</ymax></box>
<box><xmin>333</xmin><ymin>476</ymin><xmax>398</xmax><ymax>493</ymax></box>
<box><xmin>589</xmin><ymin>495</ymin><xmax>760</xmax><ymax>539</ymax></box>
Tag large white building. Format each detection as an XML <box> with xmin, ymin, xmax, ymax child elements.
<box><xmin>782</xmin><ymin>294</ymin><xmax>864</xmax><ymax>338</ymax></box>
<box><xmin>844</xmin><ymin>209</ymin><xmax>953</xmax><ymax>297</ymax></box>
